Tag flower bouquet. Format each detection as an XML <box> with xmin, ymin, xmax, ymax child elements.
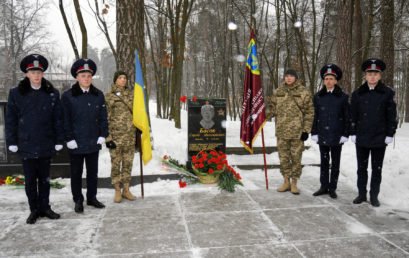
<box><xmin>0</xmin><ymin>175</ymin><xmax>65</xmax><ymax>189</ymax></box>
<box><xmin>191</xmin><ymin>150</ymin><xmax>227</xmax><ymax>184</ymax></box>
<box><xmin>162</xmin><ymin>150</ymin><xmax>243</xmax><ymax>192</ymax></box>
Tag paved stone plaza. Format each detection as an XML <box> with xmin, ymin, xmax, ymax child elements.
<box><xmin>1</xmin><ymin>170</ymin><xmax>409</xmax><ymax>257</ymax></box>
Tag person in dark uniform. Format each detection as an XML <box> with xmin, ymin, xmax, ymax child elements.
<box><xmin>5</xmin><ymin>54</ymin><xmax>64</xmax><ymax>224</ymax></box>
<box><xmin>311</xmin><ymin>64</ymin><xmax>350</xmax><ymax>199</ymax></box>
<box><xmin>350</xmin><ymin>58</ymin><xmax>397</xmax><ymax>207</ymax></box>
<box><xmin>61</xmin><ymin>59</ymin><xmax>109</xmax><ymax>213</ymax></box>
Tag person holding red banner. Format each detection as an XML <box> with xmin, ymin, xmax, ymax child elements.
<box><xmin>267</xmin><ymin>70</ymin><xmax>314</xmax><ymax>194</ymax></box>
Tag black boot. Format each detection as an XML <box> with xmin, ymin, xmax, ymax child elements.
<box><xmin>370</xmin><ymin>196</ymin><xmax>380</xmax><ymax>207</ymax></box>
<box><xmin>87</xmin><ymin>199</ymin><xmax>105</xmax><ymax>209</ymax></box>
<box><xmin>313</xmin><ymin>188</ymin><xmax>328</xmax><ymax>196</ymax></box>
<box><xmin>26</xmin><ymin>211</ymin><xmax>39</xmax><ymax>224</ymax></box>
<box><xmin>328</xmin><ymin>190</ymin><xmax>337</xmax><ymax>199</ymax></box>
<box><xmin>353</xmin><ymin>195</ymin><xmax>367</xmax><ymax>204</ymax></box>
<box><xmin>74</xmin><ymin>201</ymin><xmax>84</xmax><ymax>213</ymax></box>
<box><xmin>39</xmin><ymin>208</ymin><xmax>61</xmax><ymax>219</ymax></box>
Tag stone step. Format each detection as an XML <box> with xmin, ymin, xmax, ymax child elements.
<box><xmin>86</xmin><ymin>174</ymin><xmax>180</xmax><ymax>189</ymax></box>
<box><xmin>225</xmin><ymin>146</ymin><xmax>310</xmax><ymax>155</ymax></box>
<box><xmin>235</xmin><ymin>164</ymin><xmax>320</xmax><ymax>170</ymax></box>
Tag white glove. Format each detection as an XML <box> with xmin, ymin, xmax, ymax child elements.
<box><xmin>8</xmin><ymin>145</ymin><xmax>18</xmax><ymax>152</ymax></box>
<box><xmin>67</xmin><ymin>140</ymin><xmax>78</xmax><ymax>149</ymax></box>
<box><xmin>311</xmin><ymin>135</ymin><xmax>318</xmax><ymax>143</ymax></box>
<box><xmin>97</xmin><ymin>137</ymin><xmax>106</xmax><ymax>145</ymax></box>
<box><xmin>385</xmin><ymin>136</ymin><xmax>393</xmax><ymax>145</ymax></box>
<box><xmin>350</xmin><ymin>135</ymin><xmax>356</xmax><ymax>144</ymax></box>
<box><xmin>55</xmin><ymin>145</ymin><xmax>63</xmax><ymax>151</ymax></box>
<box><xmin>339</xmin><ymin>136</ymin><xmax>348</xmax><ymax>144</ymax></box>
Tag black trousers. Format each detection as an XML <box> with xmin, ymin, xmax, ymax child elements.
<box><xmin>70</xmin><ymin>151</ymin><xmax>99</xmax><ymax>203</ymax></box>
<box><xmin>319</xmin><ymin>145</ymin><xmax>342</xmax><ymax>191</ymax></box>
<box><xmin>22</xmin><ymin>157</ymin><xmax>51</xmax><ymax>212</ymax></box>
<box><xmin>356</xmin><ymin>146</ymin><xmax>386</xmax><ymax>198</ymax></box>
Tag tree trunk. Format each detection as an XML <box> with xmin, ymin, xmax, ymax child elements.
<box><xmin>59</xmin><ymin>0</ymin><xmax>79</xmax><ymax>59</ymax></box>
<box><xmin>380</xmin><ymin>0</ymin><xmax>395</xmax><ymax>87</ymax></box>
<box><xmin>336</xmin><ymin>0</ymin><xmax>354</xmax><ymax>94</ymax></box>
<box><xmin>353</xmin><ymin>0</ymin><xmax>363</xmax><ymax>91</ymax></box>
<box><xmin>116</xmin><ymin>0</ymin><xmax>145</xmax><ymax>85</ymax></box>
<box><xmin>73</xmin><ymin>0</ymin><xmax>88</xmax><ymax>58</ymax></box>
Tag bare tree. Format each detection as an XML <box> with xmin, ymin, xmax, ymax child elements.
<box><xmin>0</xmin><ymin>0</ymin><xmax>49</xmax><ymax>87</ymax></box>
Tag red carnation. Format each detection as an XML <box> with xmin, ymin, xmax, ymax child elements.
<box><xmin>208</xmin><ymin>168</ymin><xmax>214</xmax><ymax>174</ymax></box>
<box><xmin>179</xmin><ymin>180</ymin><xmax>187</xmax><ymax>188</ymax></box>
<box><xmin>180</xmin><ymin>95</ymin><xmax>187</xmax><ymax>103</ymax></box>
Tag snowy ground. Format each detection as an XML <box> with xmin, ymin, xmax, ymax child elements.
<box><xmin>1</xmin><ymin>101</ymin><xmax>409</xmax><ymax>257</ymax></box>
<box><xmin>97</xmin><ymin>102</ymin><xmax>409</xmax><ymax>212</ymax></box>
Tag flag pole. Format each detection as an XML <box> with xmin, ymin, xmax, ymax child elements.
<box><xmin>137</xmin><ymin>130</ymin><xmax>144</xmax><ymax>198</ymax></box>
<box><xmin>261</xmin><ymin>128</ymin><xmax>269</xmax><ymax>190</ymax></box>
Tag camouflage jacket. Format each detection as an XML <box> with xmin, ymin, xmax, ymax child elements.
<box><xmin>267</xmin><ymin>81</ymin><xmax>314</xmax><ymax>139</ymax></box>
<box><xmin>105</xmin><ymin>84</ymin><xmax>136</xmax><ymax>146</ymax></box>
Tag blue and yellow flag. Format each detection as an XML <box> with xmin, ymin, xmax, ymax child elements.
<box><xmin>133</xmin><ymin>51</ymin><xmax>152</xmax><ymax>165</ymax></box>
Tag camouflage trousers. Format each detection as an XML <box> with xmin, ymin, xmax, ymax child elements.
<box><xmin>277</xmin><ymin>138</ymin><xmax>305</xmax><ymax>179</ymax></box>
<box><xmin>109</xmin><ymin>145</ymin><xmax>135</xmax><ymax>185</ymax></box>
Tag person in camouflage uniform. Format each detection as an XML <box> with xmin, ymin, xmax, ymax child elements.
<box><xmin>267</xmin><ymin>69</ymin><xmax>314</xmax><ymax>194</ymax></box>
<box><xmin>105</xmin><ymin>71</ymin><xmax>137</xmax><ymax>203</ymax></box>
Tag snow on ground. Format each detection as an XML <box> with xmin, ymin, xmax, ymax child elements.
<box><xmin>95</xmin><ymin>101</ymin><xmax>409</xmax><ymax>212</ymax></box>
<box><xmin>2</xmin><ymin>101</ymin><xmax>409</xmax><ymax>212</ymax></box>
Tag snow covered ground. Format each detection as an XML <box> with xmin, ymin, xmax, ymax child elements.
<box><xmin>96</xmin><ymin>102</ymin><xmax>409</xmax><ymax>212</ymax></box>
<box><xmin>1</xmin><ymin>101</ymin><xmax>409</xmax><ymax>257</ymax></box>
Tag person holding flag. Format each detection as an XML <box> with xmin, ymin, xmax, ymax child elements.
<box><xmin>105</xmin><ymin>71</ymin><xmax>137</xmax><ymax>203</ymax></box>
<box><xmin>267</xmin><ymin>70</ymin><xmax>314</xmax><ymax>194</ymax></box>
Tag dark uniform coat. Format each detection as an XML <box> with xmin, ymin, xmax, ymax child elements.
<box><xmin>350</xmin><ymin>82</ymin><xmax>397</xmax><ymax>148</ymax></box>
<box><xmin>61</xmin><ymin>82</ymin><xmax>109</xmax><ymax>154</ymax></box>
<box><xmin>5</xmin><ymin>77</ymin><xmax>64</xmax><ymax>159</ymax></box>
<box><xmin>311</xmin><ymin>85</ymin><xmax>350</xmax><ymax>146</ymax></box>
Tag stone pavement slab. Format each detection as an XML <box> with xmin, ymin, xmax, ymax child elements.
<box><xmin>1</xmin><ymin>171</ymin><xmax>409</xmax><ymax>257</ymax></box>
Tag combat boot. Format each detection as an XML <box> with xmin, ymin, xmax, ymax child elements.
<box><xmin>290</xmin><ymin>178</ymin><xmax>300</xmax><ymax>195</ymax></box>
<box><xmin>277</xmin><ymin>177</ymin><xmax>291</xmax><ymax>192</ymax></box>
<box><xmin>114</xmin><ymin>183</ymin><xmax>122</xmax><ymax>203</ymax></box>
<box><xmin>122</xmin><ymin>183</ymin><xmax>136</xmax><ymax>201</ymax></box>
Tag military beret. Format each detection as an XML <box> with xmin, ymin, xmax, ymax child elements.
<box><xmin>20</xmin><ymin>54</ymin><xmax>48</xmax><ymax>73</ymax></box>
<box><xmin>70</xmin><ymin>58</ymin><xmax>97</xmax><ymax>78</ymax></box>
<box><xmin>320</xmin><ymin>64</ymin><xmax>342</xmax><ymax>80</ymax></box>
<box><xmin>361</xmin><ymin>58</ymin><xmax>386</xmax><ymax>72</ymax></box>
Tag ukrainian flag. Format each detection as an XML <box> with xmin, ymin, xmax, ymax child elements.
<box><xmin>133</xmin><ymin>51</ymin><xmax>152</xmax><ymax>164</ymax></box>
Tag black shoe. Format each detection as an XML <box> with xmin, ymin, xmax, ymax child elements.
<box><xmin>39</xmin><ymin>209</ymin><xmax>61</xmax><ymax>219</ymax></box>
<box><xmin>370</xmin><ymin>197</ymin><xmax>380</xmax><ymax>207</ymax></box>
<box><xmin>26</xmin><ymin>211</ymin><xmax>39</xmax><ymax>224</ymax></box>
<box><xmin>74</xmin><ymin>202</ymin><xmax>84</xmax><ymax>213</ymax></box>
<box><xmin>353</xmin><ymin>195</ymin><xmax>367</xmax><ymax>204</ymax></box>
<box><xmin>313</xmin><ymin>188</ymin><xmax>328</xmax><ymax>196</ymax></box>
<box><xmin>87</xmin><ymin>199</ymin><xmax>105</xmax><ymax>209</ymax></box>
<box><xmin>329</xmin><ymin>190</ymin><xmax>338</xmax><ymax>199</ymax></box>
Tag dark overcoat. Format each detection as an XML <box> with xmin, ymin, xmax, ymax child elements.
<box><xmin>5</xmin><ymin>77</ymin><xmax>64</xmax><ymax>159</ymax></box>
<box><xmin>61</xmin><ymin>82</ymin><xmax>109</xmax><ymax>154</ymax></box>
<box><xmin>350</xmin><ymin>82</ymin><xmax>397</xmax><ymax>148</ymax></box>
<box><xmin>311</xmin><ymin>85</ymin><xmax>350</xmax><ymax>146</ymax></box>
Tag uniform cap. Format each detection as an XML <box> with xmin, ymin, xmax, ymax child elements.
<box><xmin>70</xmin><ymin>58</ymin><xmax>97</xmax><ymax>78</ymax></box>
<box><xmin>361</xmin><ymin>58</ymin><xmax>386</xmax><ymax>72</ymax></box>
<box><xmin>320</xmin><ymin>63</ymin><xmax>342</xmax><ymax>80</ymax></box>
<box><xmin>20</xmin><ymin>54</ymin><xmax>48</xmax><ymax>72</ymax></box>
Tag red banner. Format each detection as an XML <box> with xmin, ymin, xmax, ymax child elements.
<box><xmin>240</xmin><ymin>30</ymin><xmax>266</xmax><ymax>154</ymax></box>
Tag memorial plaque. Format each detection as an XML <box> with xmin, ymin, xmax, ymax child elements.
<box><xmin>187</xmin><ymin>98</ymin><xmax>226</xmax><ymax>162</ymax></box>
